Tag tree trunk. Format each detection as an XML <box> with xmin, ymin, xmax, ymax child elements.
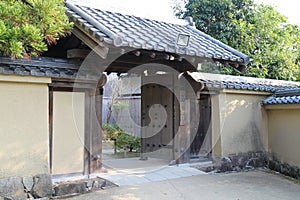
<box><xmin>106</xmin><ymin>104</ymin><xmax>113</xmax><ymax>123</ymax></box>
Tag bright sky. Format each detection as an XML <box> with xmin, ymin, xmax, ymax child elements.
<box><xmin>70</xmin><ymin>0</ymin><xmax>176</xmax><ymax>23</ymax></box>
<box><xmin>257</xmin><ymin>0</ymin><xmax>300</xmax><ymax>25</ymax></box>
<box><xmin>70</xmin><ymin>0</ymin><xmax>300</xmax><ymax>25</ymax></box>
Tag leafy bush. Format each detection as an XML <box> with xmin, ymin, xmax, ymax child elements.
<box><xmin>115</xmin><ymin>132</ymin><xmax>141</xmax><ymax>152</ymax></box>
<box><xmin>102</xmin><ymin>123</ymin><xmax>141</xmax><ymax>152</ymax></box>
<box><xmin>102</xmin><ymin>123</ymin><xmax>123</xmax><ymax>140</ymax></box>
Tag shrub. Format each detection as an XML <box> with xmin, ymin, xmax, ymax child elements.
<box><xmin>115</xmin><ymin>132</ymin><xmax>141</xmax><ymax>152</ymax></box>
<box><xmin>102</xmin><ymin>123</ymin><xmax>123</xmax><ymax>140</ymax></box>
<box><xmin>102</xmin><ymin>123</ymin><xmax>141</xmax><ymax>153</ymax></box>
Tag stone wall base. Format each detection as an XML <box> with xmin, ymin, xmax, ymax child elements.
<box><xmin>269</xmin><ymin>159</ymin><xmax>300</xmax><ymax>180</ymax></box>
<box><xmin>0</xmin><ymin>174</ymin><xmax>117</xmax><ymax>199</ymax></box>
<box><xmin>216</xmin><ymin>152</ymin><xmax>300</xmax><ymax>181</ymax></box>
<box><xmin>0</xmin><ymin>174</ymin><xmax>52</xmax><ymax>199</ymax></box>
<box><xmin>52</xmin><ymin>177</ymin><xmax>117</xmax><ymax>198</ymax></box>
<box><xmin>216</xmin><ymin>151</ymin><xmax>268</xmax><ymax>172</ymax></box>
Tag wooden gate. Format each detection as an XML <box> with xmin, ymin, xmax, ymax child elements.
<box><xmin>141</xmin><ymin>83</ymin><xmax>175</xmax><ymax>161</ymax></box>
<box><xmin>190</xmin><ymin>94</ymin><xmax>212</xmax><ymax>160</ymax></box>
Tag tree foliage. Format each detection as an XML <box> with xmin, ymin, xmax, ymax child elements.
<box><xmin>102</xmin><ymin>123</ymin><xmax>141</xmax><ymax>153</ymax></box>
<box><xmin>115</xmin><ymin>132</ymin><xmax>141</xmax><ymax>153</ymax></box>
<box><xmin>177</xmin><ymin>0</ymin><xmax>300</xmax><ymax>80</ymax></box>
<box><xmin>0</xmin><ymin>0</ymin><xmax>73</xmax><ymax>58</ymax></box>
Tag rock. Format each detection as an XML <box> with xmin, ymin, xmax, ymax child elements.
<box><xmin>0</xmin><ymin>176</ymin><xmax>27</xmax><ymax>200</ymax></box>
<box><xmin>244</xmin><ymin>165</ymin><xmax>254</xmax><ymax>170</ymax></box>
<box><xmin>22</xmin><ymin>176</ymin><xmax>33</xmax><ymax>192</ymax></box>
<box><xmin>53</xmin><ymin>183</ymin><xmax>86</xmax><ymax>197</ymax></box>
<box><xmin>247</xmin><ymin>158</ymin><xmax>257</xmax><ymax>167</ymax></box>
<box><xmin>27</xmin><ymin>192</ymin><xmax>34</xmax><ymax>200</ymax></box>
<box><xmin>220</xmin><ymin>157</ymin><xmax>232</xmax><ymax>172</ymax></box>
<box><xmin>281</xmin><ymin>163</ymin><xmax>291</xmax><ymax>176</ymax></box>
<box><xmin>289</xmin><ymin>166</ymin><xmax>298</xmax><ymax>179</ymax></box>
<box><xmin>92</xmin><ymin>181</ymin><xmax>99</xmax><ymax>190</ymax></box>
<box><xmin>93</xmin><ymin>179</ymin><xmax>106</xmax><ymax>189</ymax></box>
<box><xmin>233</xmin><ymin>166</ymin><xmax>242</xmax><ymax>172</ymax></box>
<box><xmin>238</xmin><ymin>155</ymin><xmax>249</xmax><ymax>168</ymax></box>
<box><xmin>99</xmin><ymin>179</ymin><xmax>106</xmax><ymax>188</ymax></box>
<box><xmin>31</xmin><ymin>174</ymin><xmax>52</xmax><ymax>198</ymax></box>
<box><xmin>230</xmin><ymin>155</ymin><xmax>239</xmax><ymax>168</ymax></box>
<box><xmin>86</xmin><ymin>181</ymin><xmax>93</xmax><ymax>191</ymax></box>
<box><xmin>269</xmin><ymin>160</ymin><xmax>281</xmax><ymax>172</ymax></box>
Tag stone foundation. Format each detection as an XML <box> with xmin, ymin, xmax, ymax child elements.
<box><xmin>52</xmin><ymin>177</ymin><xmax>116</xmax><ymax>198</ymax></box>
<box><xmin>216</xmin><ymin>152</ymin><xmax>300</xmax><ymax>181</ymax></box>
<box><xmin>0</xmin><ymin>174</ymin><xmax>116</xmax><ymax>199</ymax></box>
<box><xmin>268</xmin><ymin>159</ymin><xmax>300</xmax><ymax>180</ymax></box>
<box><xmin>217</xmin><ymin>151</ymin><xmax>268</xmax><ymax>172</ymax></box>
<box><xmin>0</xmin><ymin>174</ymin><xmax>52</xmax><ymax>199</ymax></box>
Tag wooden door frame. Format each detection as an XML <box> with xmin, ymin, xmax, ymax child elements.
<box><xmin>49</xmin><ymin>80</ymin><xmax>103</xmax><ymax>175</ymax></box>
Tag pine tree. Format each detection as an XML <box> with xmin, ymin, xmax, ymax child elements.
<box><xmin>0</xmin><ymin>0</ymin><xmax>73</xmax><ymax>58</ymax></box>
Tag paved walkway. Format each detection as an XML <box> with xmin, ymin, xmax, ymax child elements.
<box><xmin>68</xmin><ymin>170</ymin><xmax>300</xmax><ymax>200</ymax></box>
<box><xmin>91</xmin><ymin>157</ymin><xmax>206</xmax><ymax>186</ymax></box>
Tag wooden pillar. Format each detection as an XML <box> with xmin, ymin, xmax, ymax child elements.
<box><xmin>49</xmin><ymin>87</ymin><xmax>53</xmax><ymax>174</ymax></box>
<box><xmin>85</xmin><ymin>74</ymin><xmax>106</xmax><ymax>174</ymax></box>
<box><xmin>174</xmin><ymin>74</ymin><xmax>198</xmax><ymax>164</ymax></box>
<box><xmin>90</xmin><ymin>87</ymin><xmax>103</xmax><ymax>173</ymax></box>
<box><xmin>175</xmin><ymin>98</ymin><xmax>191</xmax><ymax>164</ymax></box>
<box><xmin>84</xmin><ymin>90</ymin><xmax>91</xmax><ymax>175</ymax></box>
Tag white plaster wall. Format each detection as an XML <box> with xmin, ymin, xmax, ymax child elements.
<box><xmin>52</xmin><ymin>92</ymin><xmax>85</xmax><ymax>175</ymax></box>
<box><xmin>212</xmin><ymin>91</ymin><xmax>269</xmax><ymax>157</ymax></box>
<box><xmin>0</xmin><ymin>75</ymin><xmax>50</xmax><ymax>178</ymax></box>
<box><xmin>268</xmin><ymin>109</ymin><xmax>300</xmax><ymax>167</ymax></box>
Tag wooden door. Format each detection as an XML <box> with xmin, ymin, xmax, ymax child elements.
<box><xmin>190</xmin><ymin>94</ymin><xmax>212</xmax><ymax>160</ymax></box>
<box><xmin>141</xmin><ymin>84</ymin><xmax>174</xmax><ymax>161</ymax></box>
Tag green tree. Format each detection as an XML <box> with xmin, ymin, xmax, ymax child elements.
<box><xmin>0</xmin><ymin>0</ymin><xmax>73</xmax><ymax>58</ymax></box>
<box><xmin>177</xmin><ymin>0</ymin><xmax>300</xmax><ymax>80</ymax></box>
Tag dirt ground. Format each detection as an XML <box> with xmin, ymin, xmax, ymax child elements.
<box><xmin>67</xmin><ymin>170</ymin><xmax>300</xmax><ymax>200</ymax></box>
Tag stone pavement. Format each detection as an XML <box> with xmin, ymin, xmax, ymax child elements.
<box><xmin>91</xmin><ymin>157</ymin><xmax>207</xmax><ymax>186</ymax></box>
<box><xmin>68</xmin><ymin>170</ymin><xmax>300</xmax><ymax>200</ymax></box>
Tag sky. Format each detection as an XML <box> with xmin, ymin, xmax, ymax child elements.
<box><xmin>257</xmin><ymin>0</ymin><xmax>300</xmax><ymax>25</ymax></box>
<box><xmin>70</xmin><ymin>0</ymin><xmax>175</xmax><ymax>23</ymax></box>
<box><xmin>70</xmin><ymin>0</ymin><xmax>300</xmax><ymax>25</ymax></box>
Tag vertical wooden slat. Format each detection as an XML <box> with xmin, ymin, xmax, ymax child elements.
<box><xmin>49</xmin><ymin>88</ymin><xmax>53</xmax><ymax>174</ymax></box>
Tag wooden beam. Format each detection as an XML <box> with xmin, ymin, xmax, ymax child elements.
<box><xmin>49</xmin><ymin>81</ymin><xmax>97</xmax><ymax>90</ymax></box>
<box><xmin>67</xmin><ymin>48</ymin><xmax>91</xmax><ymax>59</ymax></box>
<box><xmin>72</xmin><ymin>27</ymin><xmax>109</xmax><ymax>59</ymax></box>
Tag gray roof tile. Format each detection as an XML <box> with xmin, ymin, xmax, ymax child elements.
<box><xmin>262</xmin><ymin>89</ymin><xmax>300</xmax><ymax>105</ymax></box>
<box><xmin>0</xmin><ymin>57</ymin><xmax>98</xmax><ymax>81</ymax></box>
<box><xmin>199</xmin><ymin>79</ymin><xmax>298</xmax><ymax>92</ymax></box>
<box><xmin>65</xmin><ymin>1</ymin><xmax>250</xmax><ymax>67</ymax></box>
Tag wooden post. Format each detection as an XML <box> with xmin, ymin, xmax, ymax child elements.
<box><xmin>84</xmin><ymin>90</ymin><xmax>91</xmax><ymax>175</ymax></box>
<box><xmin>49</xmin><ymin>88</ymin><xmax>53</xmax><ymax>174</ymax></box>
<box><xmin>89</xmin><ymin>87</ymin><xmax>103</xmax><ymax>173</ymax></box>
<box><xmin>90</xmin><ymin>74</ymin><xmax>106</xmax><ymax>173</ymax></box>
